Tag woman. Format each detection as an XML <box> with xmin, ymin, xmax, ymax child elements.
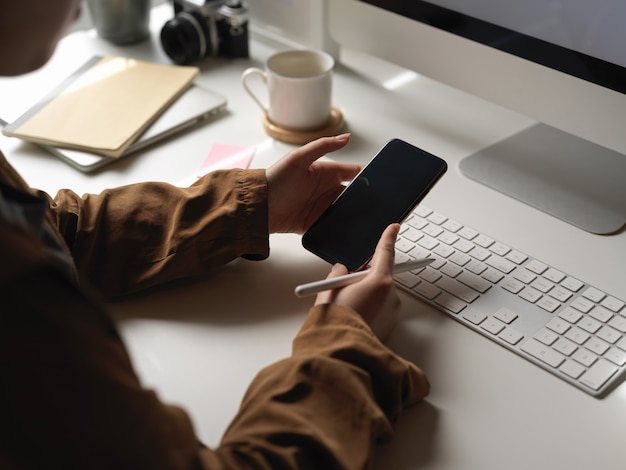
<box><xmin>0</xmin><ymin>1</ymin><xmax>429</xmax><ymax>468</ymax></box>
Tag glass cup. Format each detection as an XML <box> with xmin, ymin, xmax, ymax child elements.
<box><xmin>86</xmin><ymin>0</ymin><xmax>151</xmax><ymax>45</ymax></box>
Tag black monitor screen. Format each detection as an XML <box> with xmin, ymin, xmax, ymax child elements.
<box><xmin>360</xmin><ymin>0</ymin><xmax>626</xmax><ymax>94</ymax></box>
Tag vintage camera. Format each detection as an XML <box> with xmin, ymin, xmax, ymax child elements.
<box><xmin>160</xmin><ymin>0</ymin><xmax>249</xmax><ymax>65</ymax></box>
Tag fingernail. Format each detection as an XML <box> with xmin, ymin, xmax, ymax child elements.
<box><xmin>335</xmin><ymin>133</ymin><xmax>351</xmax><ymax>142</ymax></box>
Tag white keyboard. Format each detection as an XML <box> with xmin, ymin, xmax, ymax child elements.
<box><xmin>394</xmin><ymin>205</ymin><xmax>626</xmax><ymax>397</ymax></box>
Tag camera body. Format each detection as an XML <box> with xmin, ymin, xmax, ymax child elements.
<box><xmin>161</xmin><ymin>0</ymin><xmax>249</xmax><ymax>65</ymax></box>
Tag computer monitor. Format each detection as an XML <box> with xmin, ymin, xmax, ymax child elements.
<box><xmin>328</xmin><ymin>0</ymin><xmax>626</xmax><ymax>234</ymax></box>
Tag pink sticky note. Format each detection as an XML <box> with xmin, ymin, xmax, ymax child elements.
<box><xmin>197</xmin><ymin>143</ymin><xmax>255</xmax><ymax>178</ymax></box>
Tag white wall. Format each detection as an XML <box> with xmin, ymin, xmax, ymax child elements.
<box><xmin>70</xmin><ymin>0</ymin><xmax>337</xmax><ymax>54</ymax></box>
<box><xmin>69</xmin><ymin>0</ymin><xmax>167</xmax><ymax>33</ymax></box>
<box><xmin>247</xmin><ymin>0</ymin><xmax>337</xmax><ymax>54</ymax></box>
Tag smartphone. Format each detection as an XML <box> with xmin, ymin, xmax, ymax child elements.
<box><xmin>302</xmin><ymin>138</ymin><xmax>448</xmax><ymax>271</ymax></box>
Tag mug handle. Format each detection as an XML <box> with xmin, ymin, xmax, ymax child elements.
<box><xmin>241</xmin><ymin>67</ymin><xmax>269</xmax><ymax>115</ymax></box>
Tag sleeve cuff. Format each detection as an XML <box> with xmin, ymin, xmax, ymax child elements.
<box><xmin>293</xmin><ymin>304</ymin><xmax>430</xmax><ymax>424</ymax></box>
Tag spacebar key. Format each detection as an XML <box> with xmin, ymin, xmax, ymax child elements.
<box><xmin>521</xmin><ymin>339</ymin><xmax>565</xmax><ymax>368</ymax></box>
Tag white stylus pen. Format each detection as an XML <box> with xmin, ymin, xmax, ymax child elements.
<box><xmin>294</xmin><ymin>258</ymin><xmax>435</xmax><ymax>297</ymax></box>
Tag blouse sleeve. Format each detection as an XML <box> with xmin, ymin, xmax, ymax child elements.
<box><xmin>211</xmin><ymin>304</ymin><xmax>430</xmax><ymax>469</ymax></box>
<box><xmin>45</xmin><ymin>169</ymin><xmax>270</xmax><ymax>297</ymax></box>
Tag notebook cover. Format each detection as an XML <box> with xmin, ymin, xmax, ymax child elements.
<box><xmin>2</xmin><ymin>56</ymin><xmax>199</xmax><ymax>158</ymax></box>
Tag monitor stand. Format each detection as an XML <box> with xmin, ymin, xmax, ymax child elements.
<box><xmin>459</xmin><ymin>123</ymin><xmax>626</xmax><ymax>235</ymax></box>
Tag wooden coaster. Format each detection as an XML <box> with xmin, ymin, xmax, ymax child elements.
<box><xmin>262</xmin><ymin>106</ymin><xmax>345</xmax><ymax>145</ymax></box>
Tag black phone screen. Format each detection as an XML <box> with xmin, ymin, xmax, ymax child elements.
<box><xmin>302</xmin><ymin>138</ymin><xmax>447</xmax><ymax>271</ymax></box>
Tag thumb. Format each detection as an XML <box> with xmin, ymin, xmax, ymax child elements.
<box><xmin>370</xmin><ymin>223</ymin><xmax>400</xmax><ymax>275</ymax></box>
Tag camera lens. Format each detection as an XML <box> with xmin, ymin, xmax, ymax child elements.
<box><xmin>160</xmin><ymin>12</ymin><xmax>210</xmax><ymax>65</ymax></box>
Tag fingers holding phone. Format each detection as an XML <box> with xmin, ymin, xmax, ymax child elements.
<box><xmin>302</xmin><ymin>138</ymin><xmax>447</xmax><ymax>271</ymax></box>
<box><xmin>315</xmin><ymin>224</ymin><xmax>402</xmax><ymax>341</ymax></box>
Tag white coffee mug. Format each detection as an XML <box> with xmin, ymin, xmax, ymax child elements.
<box><xmin>241</xmin><ymin>49</ymin><xmax>335</xmax><ymax>131</ymax></box>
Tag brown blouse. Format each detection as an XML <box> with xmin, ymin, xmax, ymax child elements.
<box><xmin>0</xmin><ymin>152</ymin><xmax>429</xmax><ymax>469</ymax></box>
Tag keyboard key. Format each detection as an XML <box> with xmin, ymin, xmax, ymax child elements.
<box><xmin>519</xmin><ymin>286</ymin><xmax>542</xmax><ymax>304</ymax></box>
<box><xmin>583</xmin><ymin>287</ymin><xmax>606</xmax><ymax>303</ymax></box>
<box><xmin>396</xmin><ymin>238</ymin><xmax>415</xmax><ymax>253</ymax></box>
<box><xmin>409</xmin><ymin>246</ymin><xmax>431</xmax><ymax>261</ymax></box>
<box><xmin>572</xmin><ymin>348</ymin><xmax>598</xmax><ymax>367</ymax></box>
<box><xmin>422</xmin><ymin>224</ymin><xmax>444</xmax><ymax>238</ymax></box>
<box><xmin>428</xmin><ymin>257</ymin><xmax>446</xmax><ymax>270</ymax></box>
<box><xmin>469</xmin><ymin>247</ymin><xmax>491</xmax><ymax>262</ymax></box>
<box><xmin>578</xmin><ymin>316</ymin><xmax>602</xmax><ymax>334</ymax></box>
<box><xmin>442</xmin><ymin>219</ymin><xmax>463</xmax><ymax>233</ymax></box>
<box><xmin>433</xmin><ymin>244</ymin><xmax>455</xmax><ymax>258</ymax></box>
<box><xmin>435</xmin><ymin>292</ymin><xmax>466</xmax><ymax>313</ymax></box>
<box><xmin>553</xmin><ymin>338</ymin><xmax>577</xmax><ymax>356</ymax></box>
<box><xmin>535</xmin><ymin>328</ymin><xmax>559</xmax><ymax>346</ymax></box>
<box><xmin>465</xmin><ymin>260</ymin><xmax>487</xmax><ymax>276</ymax></box>
<box><xmin>457</xmin><ymin>271</ymin><xmax>492</xmax><ymax>293</ymax></box>
<box><xmin>494</xmin><ymin>307</ymin><xmax>518</xmax><ymax>324</ymax></box>
<box><xmin>526</xmin><ymin>260</ymin><xmax>548</xmax><ymax>275</ymax></box>
<box><xmin>462</xmin><ymin>308</ymin><xmax>487</xmax><ymax>325</ymax></box>
<box><xmin>401</xmin><ymin>226</ymin><xmax>423</xmax><ymax>242</ymax></box>
<box><xmin>457</xmin><ymin>226</ymin><xmax>478</xmax><ymax>240</ymax></box>
<box><xmin>585</xmin><ymin>337</ymin><xmax>610</xmax><ymax>356</ymax></box>
<box><xmin>419</xmin><ymin>267</ymin><xmax>442</xmax><ymax>284</ymax></box>
<box><xmin>449</xmin><ymin>252</ymin><xmax>471</xmax><ymax>267</ymax></box>
<box><xmin>565</xmin><ymin>326</ymin><xmax>590</xmax><ymax>345</ymax></box>
<box><xmin>544</xmin><ymin>268</ymin><xmax>566</xmax><ymax>283</ymax></box>
<box><xmin>571</xmin><ymin>297</ymin><xmax>594</xmax><ymax>313</ymax></box>
<box><xmin>453</xmin><ymin>239</ymin><xmax>474</xmax><ymax>253</ymax></box>
<box><xmin>438</xmin><ymin>231</ymin><xmax>459</xmax><ymax>245</ymax></box>
<box><xmin>549</xmin><ymin>286</ymin><xmax>573</xmax><ymax>303</ymax></box>
<box><xmin>536</xmin><ymin>296</ymin><xmax>561</xmax><ymax>313</ymax></box>
<box><xmin>481</xmin><ymin>268</ymin><xmax>504</xmax><ymax>284</ymax></box>
<box><xmin>521</xmin><ymin>339</ymin><xmax>565</xmax><ymax>368</ymax></box>
<box><xmin>414</xmin><ymin>206</ymin><xmax>432</xmax><ymax>218</ymax></box>
<box><xmin>474</xmin><ymin>234</ymin><xmax>494</xmax><ymax>248</ymax></box>
<box><xmin>436</xmin><ymin>276</ymin><xmax>479</xmax><ymax>303</ymax></box>
<box><xmin>546</xmin><ymin>317</ymin><xmax>571</xmax><ymax>335</ymax></box>
<box><xmin>605</xmin><ymin>348</ymin><xmax>626</xmax><ymax>366</ymax></box>
<box><xmin>417</xmin><ymin>235</ymin><xmax>439</xmax><ymax>250</ymax></box>
<box><xmin>502</xmin><ymin>279</ymin><xmax>524</xmax><ymax>294</ymax></box>
<box><xmin>440</xmin><ymin>262</ymin><xmax>462</xmax><ymax>278</ymax></box>
<box><xmin>394</xmin><ymin>252</ymin><xmax>410</xmax><ymax>264</ymax></box>
<box><xmin>596</xmin><ymin>326</ymin><xmax>621</xmax><ymax>345</ymax></box>
<box><xmin>601</xmin><ymin>296</ymin><xmax>625</xmax><ymax>313</ymax></box>
<box><xmin>579</xmin><ymin>359</ymin><xmax>618</xmax><ymax>391</ymax></box>
<box><xmin>427</xmin><ymin>212</ymin><xmax>448</xmax><ymax>225</ymax></box>
<box><xmin>407</xmin><ymin>217</ymin><xmax>428</xmax><ymax>230</ymax></box>
<box><xmin>481</xmin><ymin>318</ymin><xmax>506</xmax><ymax>335</ymax></box>
<box><xmin>589</xmin><ymin>306</ymin><xmax>614</xmax><ymax>323</ymax></box>
<box><xmin>395</xmin><ymin>271</ymin><xmax>420</xmax><ymax>289</ymax></box>
<box><xmin>499</xmin><ymin>327</ymin><xmax>524</xmax><ymax>345</ymax></box>
<box><xmin>490</xmin><ymin>242</ymin><xmax>511</xmax><ymax>256</ymax></box>
<box><xmin>559</xmin><ymin>307</ymin><xmax>583</xmax><ymax>324</ymax></box>
<box><xmin>608</xmin><ymin>316</ymin><xmax>626</xmax><ymax>333</ymax></box>
<box><xmin>560</xmin><ymin>360</ymin><xmax>585</xmax><ymax>379</ymax></box>
<box><xmin>505</xmin><ymin>250</ymin><xmax>528</xmax><ymax>265</ymax></box>
<box><xmin>562</xmin><ymin>276</ymin><xmax>584</xmax><ymax>293</ymax></box>
<box><xmin>514</xmin><ymin>269</ymin><xmax>537</xmax><ymax>284</ymax></box>
<box><xmin>414</xmin><ymin>282</ymin><xmax>441</xmax><ymax>300</ymax></box>
<box><xmin>485</xmin><ymin>255</ymin><xmax>516</xmax><ymax>274</ymax></box>
<box><xmin>531</xmin><ymin>277</ymin><xmax>554</xmax><ymax>293</ymax></box>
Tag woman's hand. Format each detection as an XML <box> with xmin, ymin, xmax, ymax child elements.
<box><xmin>315</xmin><ymin>224</ymin><xmax>402</xmax><ymax>341</ymax></box>
<box><xmin>265</xmin><ymin>134</ymin><xmax>361</xmax><ymax>234</ymax></box>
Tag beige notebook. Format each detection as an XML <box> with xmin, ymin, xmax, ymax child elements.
<box><xmin>2</xmin><ymin>56</ymin><xmax>199</xmax><ymax>158</ymax></box>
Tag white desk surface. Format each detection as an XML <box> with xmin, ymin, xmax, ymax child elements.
<box><xmin>2</xmin><ymin>5</ymin><xmax>626</xmax><ymax>469</ymax></box>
